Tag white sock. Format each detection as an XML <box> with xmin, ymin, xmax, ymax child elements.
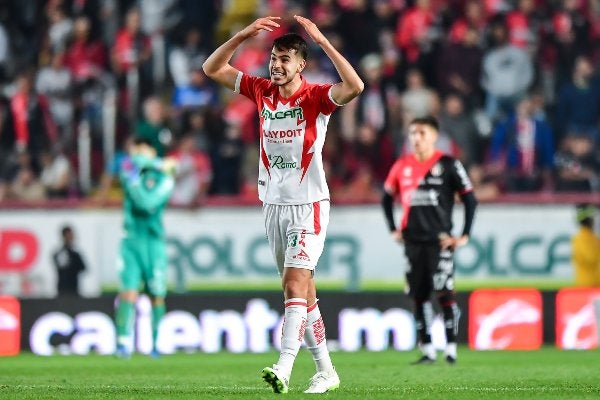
<box><xmin>420</xmin><ymin>343</ymin><xmax>436</xmax><ymax>360</ymax></box>
<box><xmin>304</xmin><ymin>301</ymin><xmax>334</xmax><ymax>373</ymax></box>
<box><xmin>445</xmin><ymin>342</ymin><xmax>457</xmax><ymax>359</ymax></box>
<box><xmin>277</xmin><ymin>298</ymin><xmax>308</xmax><ymax>375</ymax></box>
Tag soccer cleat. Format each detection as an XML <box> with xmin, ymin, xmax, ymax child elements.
<box><xmin>149</xmin><ymin>349</ymin><xmax>160</xmax><ymax>359</ymax></box>
<box><xmin>115</xmin><ymin>344</ymin><xmax>131</xmax><ymax>359</ymax></box>
<box><xmin>410</xmin><ymin>355</ymin><xmax>436</xmax><ymax>365</ymax></box>
<box><xmin>304</xmin><ymin>369</ymin><xmax>340</xmax><ymax>394</ymax></box>
<box><xmin>445</xmin><ymin>355</ymin><xmax>457</xmax><ymax>365</ymax></box>
<box><xmin>261</xmin><ymin>365</ymin><xmax>289</xmax><ymax>394</ymax></box>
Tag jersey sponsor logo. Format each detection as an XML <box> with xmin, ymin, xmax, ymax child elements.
<box><xmin>468</xmin><ymin>289</ymin><xmax>542</xmax><ymax>350</ymax></box>
<box><xmin>0</xmin><ymin>296</ymin><xmax>21</xmax><ymax>356</ymax></box>
<box><xmin>556</xmin><ymin>288</ymin><xmax>600</xmax><ymax>349</ymax></box>
<box><xmin>261</xmin><ymin>107</ymin><xmax>304</xmax><ymax>121</ymax></box>
<box><xmin>403</xmin><ymin>166</ymin><xmax>412</xmax><ymax>177</ymax></box>
<box><xmin>258</xmin><ymin>179</ymin><xmax>265</xmax><ymax>186</ymax></box>
<box><xmin>268</xmin><ymin>155</ymin><xmax>298</xmax><ymax>169</ymax></box>
<box><xmin>263</xmin><ymin>129</ymin><xmax>304</xmax><ymax>139</ymax></box>
<box><xmin>405</xmin><ymin>189</ymin><xmax>440</xmax><ymax>206</ymax></box>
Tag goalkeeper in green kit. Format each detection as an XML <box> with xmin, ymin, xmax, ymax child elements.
<box><xmin>114</xmin><ymin>137</ymin><xmax>176</xmax><ymax>358</ymax></box>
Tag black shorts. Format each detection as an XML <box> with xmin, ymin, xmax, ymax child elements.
<box><xmin>404</xmin><ymin>241</ymin><xmax>455</xmax><ymax>301</ymax></box>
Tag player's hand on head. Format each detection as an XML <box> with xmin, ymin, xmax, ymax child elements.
<box><xmin>241</xmin><ymin>16</ymin><xmax>281</xmax><ymax>38</ymax></box>
<box><xmin>294</xmin><ymin>15</ymin><xmax>326</xmax><ymax>45</ymax></box>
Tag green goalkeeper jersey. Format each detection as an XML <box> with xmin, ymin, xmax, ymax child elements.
<box><xmin>119</xmin><ymin>154</ymin><xmax>174</xmax><ymax>238</ymax></box>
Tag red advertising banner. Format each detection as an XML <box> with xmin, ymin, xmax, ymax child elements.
<box><xmin>0</xmin><ymin>296</ymin><xmax>21</xmax><ymax>356</ymax></box>
<box><xmin>469</xmin><ymin>289</ymin><xmax>542</xmax><ymax>350</ymax></box>
<box><xmin>556</xmin><ymin>288</ymin><xmax>600</xmax><ymax>350</ymax></box>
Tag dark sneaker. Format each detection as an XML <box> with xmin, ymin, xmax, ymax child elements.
<box><xmin>411</xmin><ymin>355</ymin><xmax>436</xmax><ymax>365</ymax></box>
<box><xmin>445</xmin><ymin>355</ymin><xmax>457</xmax><ymax>365</ymax></box>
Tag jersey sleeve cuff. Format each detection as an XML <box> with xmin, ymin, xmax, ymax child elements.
<box><xmin>233</xmin><ymin>71</ymin><xmax>243</xmax><ymax>93</ymax></box>
<box><xmin>328</xmin><ymin>86</ymin><xmax>344</xmax><ymax>107</ymax></box>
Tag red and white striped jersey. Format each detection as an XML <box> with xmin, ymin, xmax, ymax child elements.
<box><xmin>236</xmin><ymin>72</ymin><xmax>340</xmax><ymax>204</ymax></box>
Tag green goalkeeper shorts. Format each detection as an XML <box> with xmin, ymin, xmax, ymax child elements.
<box><xmin>118</xmin><ymin>235</ymin><xmax>167</xmax><ymax>297</ymax></box>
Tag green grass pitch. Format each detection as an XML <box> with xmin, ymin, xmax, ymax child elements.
<box><xmin>1</xmin><ymin>348</ymin><xmax>599</xmax><ymax>399</ymax></box>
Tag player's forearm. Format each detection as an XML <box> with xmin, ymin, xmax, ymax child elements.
<box><xmin>460</xmin><ymin>191</ymin><xmax>478</xmax><ymax>237</ymax></box>
<box><xmin>202</xmin><ymin>32</ymin><xmax>246</xmax><ymax>77</ymax></box>
<box><xmin>320</xmin><ymin>39</ymin><xmax>364</xmax><ymax>104</ymax></box>
<box><xmin>128</xmin><ymin>178</ymin><xmax>174</xmax><ymax>213</ymax></box>
<box><xmin>381</xmin><ymin>192</ymin><xmax>397</xmax><ymax>232</ymax></box>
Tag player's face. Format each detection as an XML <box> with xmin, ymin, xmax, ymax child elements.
<box><xmin>269</xmin><ymin>47</ymin><xmax>305</xmax><ymax>86</ymax></box>
<box><xmin>408</xmin><ymin>123</ymin><xmax>438</xmax><ymax>159</ymax></box>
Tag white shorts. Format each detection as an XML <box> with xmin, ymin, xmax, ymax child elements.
<box><xmin>263</xmin><ymin>200</ymin><xmax>330</xmax><ymax>274</ymax></box>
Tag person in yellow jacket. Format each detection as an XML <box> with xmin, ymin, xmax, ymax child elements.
<box><xmin>571</xmin><ymin>204</ymin><xmax>600</xmax><ymax>287</ymax></box>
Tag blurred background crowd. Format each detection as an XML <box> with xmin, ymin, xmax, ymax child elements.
<box><xmin>1</xmin><ymin>0</ymin><xmax>600</xmax><ymax>207</ymax></box>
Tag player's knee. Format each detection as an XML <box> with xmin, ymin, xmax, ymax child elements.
<box><xmin>120</xmin><ymin>291</ymin><xmax>138</xmax><ymax>303</ymax></box>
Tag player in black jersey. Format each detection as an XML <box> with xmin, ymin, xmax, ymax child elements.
<box><xmin>381</xmin><ymin>116</ymin><xmax>477</xmax><ymax>364</ymax></box>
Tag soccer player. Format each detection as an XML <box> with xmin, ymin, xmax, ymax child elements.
<box><xmin>381</xmin><ymin>116</ymin><xmax>477</xmax><ymax>364</ymax></box>
<box><xmin>114</xmin><ymin>137</ymin><xmax>175</xmax><ymax>358</ymax></box>
<box><xmin>203</xmin><ymin>15</ymin><xmax>363</xmax><ymax>393</ymax></box>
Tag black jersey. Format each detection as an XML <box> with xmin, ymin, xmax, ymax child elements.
<box><xmin>384</xmin><ymin>150</ymin><xmax>473</xmax><ymax>242</ymax></box>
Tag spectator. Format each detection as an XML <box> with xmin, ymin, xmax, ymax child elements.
<box><xmin>171</xmin><ymin>62</ymin><xmax>220</xmax><ymax>113</ymax></box>
<box><xmin>481</xmin><ymin>20</ymin><xmax>533</xmax><ymax>120</ymax></box>
<box><xmin>46</xmin><ymin>4</ymin><xmax>73</xmax><ymax>53</ymax></box>
<box><xmin>571</xmin><ymin>204</ymin><xmax>600</xmax><ymax>287</ymax></box>
<box><xmin>547</xmin><ymin>0</ymin><xmax>590</xmax><ymax>92</ymax></box>
<box><xmin>35</xmin><ymin>51</ymin><xmax>74</xmax><ymax>143</ymax></box>
<box><xmin>487</xmin><ymin>96</ymin><xmax>555</xmax><ymax>192</ymax></box>
<box><xmin>554</xmin><ymin>132</ymin><xmax>600</xmax><ymax>192</ymax></box>
<box><xmin>111</xmin><ymin>7</ymin><xmax>153</xmax><ymax>114</ymax></box>
<box><xmin>342</xmin><ymin>53</ymin><xmax>399</xmax><ymax>142</ymax></box>
<box><xmin>40</xmin><ymin>145</ymin><xmax>72</xmax><ymax>198</ymax></box>
<box><xmin>448</xmin><ymin>0</ymin><xmax>487</xmax><ymax>45</ymax></box>
<box><xmin>9</xmin><ymin>166</ymin><xmax>46</xmax><ymax>202</ymax></box>
<box><xmin>336</xmin><ymin>0</ymin><xmax>380</xmax><ymax>61</ymax></box>
<box><xmin>169</xmin><ymin>134</ymin><xmax>212</xmax><ymax>206</ymax></box>
<box><xmin>64</xmin><ymin>15</ymin><xmax>108</xmax><ymax>84</ymax></box>
<box><xmin>439</xmin><ymin>93</ymin><xmax>481</xmax><ymax>168</ymax></box>
<box><xmin>400</xmin><ymin>69</ymin><xmax>437</xmax><ymax>127</ymax></box>
<box><xmin>168</xmin><ymin>27</ymin><xmax>209</xmax><ymax>88</ymax></box>
<box><xmin>211</xmin><ymin>123</ymin><xmax>244</xmax><ymax>195</ymax></box>
<box><xmin>395</xmin><ymin>0</ymin><xmax>441</xmax><ymax>85</ymax></box>
<box><xmin>437</xmin><ymin>26</ymin><xmax>483</xmax><ymax>107</ymax></box>
<box><xmin>556</xmin><ymin>56</ymin><xmax>600</xmax><ymax>141</ymax></box>
<box><xmin>52</xmin><ymin>225</ymin><xmax>87</xmax><ymax>297</ymax></box>
<box><xmin>9</xmin><ymin>70</ymin><xmax>58</xmax><ymax>170</ymax></box>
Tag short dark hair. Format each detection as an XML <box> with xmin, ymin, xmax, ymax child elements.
<box><xmin>409</xmin><ymin>116</ymin><xmax>439</xmax><ymax>131</ymax></box>
<box><xmin>272</xmin><ymin>33</ymin><xmax>308</xmax><ymax>60</ymax></box>
<box><xmin>61</xmin><ymin>225</ymin><xmax>72</xmax><ymax>237</ymax></box>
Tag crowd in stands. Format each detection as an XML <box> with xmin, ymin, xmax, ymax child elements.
<box><xmin>1</xmin><ymin>0</ymin><xmax>600</xmax><ymax>206</ymax></box>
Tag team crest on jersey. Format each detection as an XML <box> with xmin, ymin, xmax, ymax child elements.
<box><xmin>403</xmin><ymin>166</ymin><xmax>412</xmax><ymax>177</ymax></box>
<box><xmin>431</xmin><ymin>163</ymin><xmax>443</xmax><ymax>176</ymax></box>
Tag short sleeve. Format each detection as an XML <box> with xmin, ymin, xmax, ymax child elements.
<box><xmin>237</xmin><ymin>73</ymin><xmax>271</xmax><ymax>104</ymax></box>
<box><xmin>450</xmin><ymin>158</ymin><xmax>473</xmax><ymax>194</ymax></box>
<box><xmin>384</xmin><ymin>160</ymin><xmax>402</xmax><ymax>195</ymax></box>
<box><xmin>314</xmin><ymin>84</ymin><xmax>338</xmax><ymax>115</ymax></box>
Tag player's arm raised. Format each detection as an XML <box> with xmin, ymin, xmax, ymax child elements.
<box><xmin>294</xmin><ymin>15</ymin><xmax>364</xmax><ymax>105</ymax></box>
<box><xmin>202</xmin><ymin>16</ymin><xmax>281</xmax><ymax>90</ymax></box>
